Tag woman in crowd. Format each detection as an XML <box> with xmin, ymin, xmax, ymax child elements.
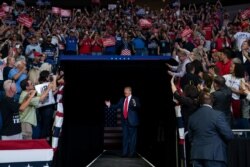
<box><xmin>223</xmin><ymin>59</ymin><xmax>245</xmax><ymax>124</ymax></box>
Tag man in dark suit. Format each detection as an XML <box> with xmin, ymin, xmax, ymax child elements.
<box><xmin>235</xmin><ymin>40</ymin><xmax>250</xmax><ymax>76</ymax></box>
<box><xmin>105</xmin><ymin>86</ymin><xmax>140</xmax><ymax>157</ymax></box>
<box><xmin>212</xmin><ymin>76</ymin><xmax>232</xmax><ymax>126</ymax></box>
<box><xmin>188</xmin><ymin>91</ymin><xmax>234</xmax><ymax>167</ymax></box>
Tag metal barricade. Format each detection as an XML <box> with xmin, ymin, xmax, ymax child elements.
<box><xmin>232</xmin><ymin>129</ymin><xmax>250</xmax><ymax>138</ymax></box>
<box><xmin>182</xmin><ymin>129</ymin><xmax>250</xmax><ymax>167</ymax></box>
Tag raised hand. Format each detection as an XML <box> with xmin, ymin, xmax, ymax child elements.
<box><xmin>105</xmin><ymin>100</ymin><xmax>111</xmax><ymax>107</ymax></box>
<box><xmin>29</xmin><ymin>90</ymin><xmax>37</xmax><ymax>98</ymax></box>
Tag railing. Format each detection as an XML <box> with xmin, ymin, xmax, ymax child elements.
<box><xmin>59</xmin><ymin>55</ymin><xmax>172</xmax><ymax>61</ymax></box>
<box><xmin>181</xmin><ymin>129</ymin><xmax>250</xmax><ymax>167</ymax></box>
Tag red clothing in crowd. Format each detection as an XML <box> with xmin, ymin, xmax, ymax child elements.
<box><xmin>202</xmin><ymin>25</ymin><xmax>213</xmax><ymax>40</ymax></box>
<box><xmin>91</xmin><ymin>39</ymin><xmax>103</xmax><ymax>53</ymax></box>
<box><xmin>79</xmin><ymin>38</ymin><xmax>92</xmax><ymax>54</ymax></box>
<box><xmin>216</xmin><ymin>59</ymin><xmax>232</xmax><ymax>76</ymax></box>
<box><xmin>215</xmin><ymin>37</ymin><xmax>231</xmax><ymax>51</ymax></box>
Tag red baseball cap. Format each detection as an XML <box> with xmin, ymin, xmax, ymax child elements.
<box><xmin>34</xmin><ymin>51</ymin><xmax>42</xmax><ymax>57</ymax></box>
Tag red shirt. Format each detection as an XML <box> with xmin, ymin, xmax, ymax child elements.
<box><xmin>79</xmin><ymin>38</ymin><xmax>92</xmax><ymax>54</ymax></box>
<box><xmin>216</xmin><ymin>59</ymin><xmax>232</xmax><ymax>76</ymax></box>
<box><xmin>168</xmin><ymin>31</ymin><xmax>176</xmax><ymax>40</ymax></box>
<box><xmin>202</xmin><ymin>25</ymin><xmax>213</xmax><ymax>40</ymax></box>
<box><xmin>91</xmin><ymin>39</ymin><xmax>103</xmax><ymax>52</ymax></box>
<box><xmin>215</xmin><ymin>37</ymin><xmax>224</xmax><ymax>51</ymax></box>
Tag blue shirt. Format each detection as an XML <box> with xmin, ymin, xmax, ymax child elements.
<box><xmin>65</xmin><ymin>36</ymin><xmax>78</xmax><ymax>52</ymax></box>
<box><xmin>132</xmin><ymin>37</ymin><xmax>145</xmax><ymax>49</ymax></box>
<box><xmin>8</xmin><ymin>68</ymin><xmax>27</xmax><ymax>94</ymax></box>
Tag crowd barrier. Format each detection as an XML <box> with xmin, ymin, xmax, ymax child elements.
<box><xmin>0</xmin><ymin>139</ymin><xmax>54</xmax><ymax>166</ymax></box>
<box><xmin>59</xmin><ymin>55</ymin><xmax>172</xmax><ymax>61</ymax></box>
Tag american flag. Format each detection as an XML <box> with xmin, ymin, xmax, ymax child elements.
<box><xmin>121</xmin><ymin>49</ymin><xmax>132</xmax><ymax>56</ymax></box>
<box><xmin>241</xmin><ymin>8</ymin><xmax>250</xmax><ymax>20</ymax></box>
<box><xmin>104</xmin><ymin>108</ymin><xmax>122</xmax><ymax>149</ymax></box>
<box><xmin>102</xmin><ymin>37</ymin><xmax>116</xmax><ymax>47</ymax></box>
<box><xmin>52</xmin><ymin>85</ymin><xmax>64</xmax><ymax>151</ymax></box>
<box><xmin>17</xmin><ymin>14</ymin><xmax>34</xmax><ymax>28</ymax></box>
<box><xmin>181</xmin><ymin>28</ymin><xmax>193</xmax><ymax>38</ymax></box>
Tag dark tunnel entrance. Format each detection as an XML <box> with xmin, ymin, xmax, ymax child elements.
<box><xmin>55</xmin><ymin>56</ymin><xmax>177</xmax><ymax>167</ymax></box>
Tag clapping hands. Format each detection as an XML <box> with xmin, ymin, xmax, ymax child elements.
<box><xmin>105</xmin><ymin>100</ymin><xmax>111</xmax><ymax>107</ymax></box>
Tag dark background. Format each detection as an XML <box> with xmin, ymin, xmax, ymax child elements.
<box><xmin>54</xmin><ymin>59</ymin><xmax>177</xmax><ymax>167</ymax></box>
<box><xmin>49</xmin><ymin>0</ymin><xmax>249</xmax><ymax>8</ymax></box>
<box><xmin>6</xmin><ymin>0</ymin><xmax>249</xmax><ymax>8</ymax></box>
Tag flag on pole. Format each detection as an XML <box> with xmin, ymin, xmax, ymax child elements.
<box><xmin>52</xmin><ymin>85</ymin><xmax>64</xmax><ymax>151</ymax></box>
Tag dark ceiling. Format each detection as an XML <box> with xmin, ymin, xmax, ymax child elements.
<box><xmin>5</xmin><ymin>0</ymin><xmax>250</xmax><ymax>8</ymax></box>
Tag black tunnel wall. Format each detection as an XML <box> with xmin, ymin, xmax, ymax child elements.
<box><xmin>56</xmin><ymin>60</ymin><xmax>177</xmax><ymax>167</ymax></box>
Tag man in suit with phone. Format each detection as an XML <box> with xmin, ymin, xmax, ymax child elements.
<box><xmin>105</xmin><ymin>86</ymin><xmax>140</xmax><ymax>157</ymax></box>
<box><xmin>188</xmin><ymin>91</ymin><xmax>234</xmax><ymax>167</ymax></box>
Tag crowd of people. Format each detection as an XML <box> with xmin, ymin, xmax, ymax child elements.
<box><xmin>0</xmin><ymin>0</ymin><xmax>249</xmax><ymax>164</ymax></box>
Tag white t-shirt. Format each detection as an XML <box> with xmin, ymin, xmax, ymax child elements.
<box><xmin>233</xmin><ymin>32</ymin><xmax>250</xmax><ymax>51</ymax></box>
<box><xmin>223</xmin><ymin>74</ymin><xmax>243</xmax><ymax>100</ymax></box>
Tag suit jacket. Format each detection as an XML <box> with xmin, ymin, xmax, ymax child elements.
<box><xmin>212</xmin><ymin>86</ymin><xmax>232</xmax><ymax>115</ymax></box>
<box><xmin>113</xmin><ymin>96</ymin><xmax>141</xmax><ymax>126</ymax></box>
<box><xmin>188</xmin><ymin>105</ymin><xmax>234</xmax><ymax>163</ymax></box>
<box><xmin>236</xmin><ymin>51</ymin><xmax>250</xmax><ymax>76</ymax></box>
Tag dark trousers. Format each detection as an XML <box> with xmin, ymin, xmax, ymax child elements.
<box><xmin>122</xmin><ymin>119</ymin><xmax>137</xmax><ymax>156</ymax></box>
<box><xmin>192</xmin><ymin>160</ymin><xmax>227</xmax><ymax>167</ymax></box>
<box><xmin>39</xmin><ymin>105</ymin><xmax>54</xmax><ymax>139</ymax></box>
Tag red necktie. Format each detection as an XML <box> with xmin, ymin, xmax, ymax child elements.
<box><xmin>123</xmin><ymin>97</ymin><xmax>128</xmax><ymax>119</ymax></box>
